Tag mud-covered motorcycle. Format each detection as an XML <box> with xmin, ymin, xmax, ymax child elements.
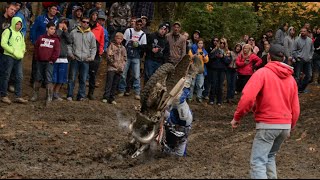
<box><xmin>123</xmin><ymin>55</ymin><xmax>203</xmax><ymax>158</ymax></box>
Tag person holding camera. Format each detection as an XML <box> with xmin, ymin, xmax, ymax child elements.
<box><xmin>144</xmin><ymin>23</ymin><xmax>170</xmax><ymax>83</ymax></box>
<box><xmin>206</xmin><ymin>38</ymin><xmax>232</xmax><ymax>106</ymax></box>
<box><xmin>235</xmin><ymin>44</ymin><xmax>262</xmax><ymax>93</ymax></box>
<box><xmin>187</xmin><ymin>38</ymin><xmax>209</xmax><ymax>103</ymax></box>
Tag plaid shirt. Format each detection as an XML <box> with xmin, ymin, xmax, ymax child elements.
<box><xmin>132</xmin><ymin>2</ymin><xmax>154</xmax><ymax>20</ymax></box>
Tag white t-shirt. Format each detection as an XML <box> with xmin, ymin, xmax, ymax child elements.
<box><xmin>124</xmin><ymin>28</ymin><xmax>147</xmax><ymax>46</ymax></box>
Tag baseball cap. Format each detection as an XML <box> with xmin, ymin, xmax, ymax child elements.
<box><xmin>158</xmin><ymin>23</ymin><xmax>167</xmax><ymax>30</ymax></box>
<box><xmin>136</xmin><ymin>18</ymin><xmax>143</xmax><ymax>23</ymax></box>
<box><xmin>141</xmin><ymin>16</ymin><xmax>148</xmax><ymax>20</ymax></box>
<box><xmin>269</xmin><ymin>44</ymin><xmax>285</xmax><ymax>60</ymax></box>
<box><xmin>173</xmin><ymin>21</ymin><xmax>181</xmax><ymax>27</ymax></box>
<box><xmin>194</xmin><ymin>30</ymin><xmax>200</xmax><ymax>35</ymax></box>
<box><xmin>98</xmin><ymin>14</ymin><xmax>106</xmax><ymax>20</ymax></box>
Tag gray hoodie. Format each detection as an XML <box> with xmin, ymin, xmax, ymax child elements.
<box><xmin>283</xmin><ymin>26</ymin><xmax>296</xmax><ymax>58</ymax></box>
<box><xmin>292</xmin><ymin>35</ymin><xmax>314</xmax><ymax>62</ymax></box>
<box><xmin>274</xmin><ymin>27</ymin><xmax>287</xmax><ymax>46</ymax></box>
<box><xmin>68</xmin><ymin>26</ymin><xmax>97</xmax><ymax>61</ymax></box>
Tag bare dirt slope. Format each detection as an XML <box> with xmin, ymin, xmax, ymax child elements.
<box><xmin>0</xmin><ymin>39</ymin><xmax>319</xmax><ymax>179</ymax></box>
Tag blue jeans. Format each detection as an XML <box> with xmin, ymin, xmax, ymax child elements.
<box><xmin>294</xmin><ymin>61</ymin><xmax>312</xmax><ymax>91</ymax></box>
<box><xmin>226</xmin><ymin>68</ymin><xmax>237</xmax><ymax>100</ymax></box>
<box><xmin>0</xmin><ymin>55</ymin><xmax>23</xmax><ymax>97</ymax></box>
<box><xmin>67</xmin><ymin>60</ymin><xmax>89</xmax><ymax>99</ymax></box>
<box><xmin>188</xmin><ymin>73</ymin><xmax>204</xmax><ymax>99</ymax></box>
<box><xmin>35</xmin><ymin>61</ymin><xmax>53</xmax><ymax>84</ymax></box>
<box><xmin>118</xmin><ymin>57</ymin><xmax>141</xmax><ymax>95</ymax></box>
<box><xmin>144</xmin><ymin>59</ymin><xmax>162</xmax><ymax>83</ymax></box>
<box><xmin>250</xmin><ymin>129</ymin><xmax>290</xmax><ymax>179</ymax></box>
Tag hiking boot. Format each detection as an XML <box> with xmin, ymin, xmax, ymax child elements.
<box><xmin>30</xmin><ymin>91</ymin><xmax>39</xmax><ymax>102</ymax></box>
<box><xmin>204</xmin><ymin>96</ymin><xmax>209</xmax><ymax>100</ymax></box>
<box><xmin>8</xmin><ymin>85</ymin><xmax>15</xmax><ymax>93</ymax></box>
<box><xmin>1</xmin><ymin>96</ymin><xmax>11</xmax><ymax>104</ymax></box>
<box><xmin>15</xmin><ymin>97</ymin><xmax>28</xmax><ymax>104</ymax></box>
<box><xmin>67</xmin><ymin>97</ymin><xmax>73</xmax><ymax>101</ymax></box>
<box><xmin>102</xmin><ymin>99</ymin><xmax>108</xmax><ymax>103</ymax></box>
<box><xmin>118</xmin><ymin>92</ymin><xmax>124</xmax><ymax>97</ymax></box>
<box><xmin>134</xmin><ymin>95</ymin><xmax>141</xmax><ymax>100</ymax></box>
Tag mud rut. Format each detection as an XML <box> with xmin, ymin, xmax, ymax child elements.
<box><xmin>0</xmin><ymin>38</ymin><xmax>319</xmax><ymax>178</ymax></box>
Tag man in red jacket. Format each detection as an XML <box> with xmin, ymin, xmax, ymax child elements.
<box><xmin>230</xmin><ymin>44</ymin><xmax>300</xmax><ymax>179</ymax></box>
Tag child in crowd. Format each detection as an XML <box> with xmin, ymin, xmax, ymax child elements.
<box><xmin>188</xmin><ymin>38</ymin><xmax>209</xmax><ymax>103</ymax></box>
<box><xmin>52</xmin><ymin>17</ymin><xmax>72</xmax><ymax>101</ymax></box>
<box><xmin>102</xmin><ymin>32</ymin><xmax>127</xmax><ymax>104</ymax></box>
<box><xmin>31</xmin><ymin>22</ymin><xmax>61</xmax><ymax>104</ymax></box>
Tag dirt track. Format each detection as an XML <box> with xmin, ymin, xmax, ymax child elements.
<box><xmin>0</xmin><ymin>38</ymin><xmax>319</xmax><ymax>179</ymax></box>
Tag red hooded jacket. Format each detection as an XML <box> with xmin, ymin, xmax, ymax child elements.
<box><xmin>233</xmin><ymin>61</ymin><xmax>300</xmax><ymax>129</ymax></box>
<box><xmin>90</xmin><ymin>22</ymin><xmax>105</xmax><ymax>56</ymax></box>
<box><xmin>236</xmin><ymin>53</ymin><xmax>262</xmax><ymax>75</ymax></box>
<box><xmin>34</xmin><ymin>34</ymin><xmax>61</xmax><ymax>63</ymax></box>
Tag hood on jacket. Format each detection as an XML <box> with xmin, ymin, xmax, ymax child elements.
<box><xmin>265</xmin><ymin>61</ymin><xmax>293</xmax><ymax>79</ymax></box>
<box><xmin>10</xmin><ymin>16</ymin><xmax>23</xmax><ymax>32</ymax></box>
<box><xmin>287</xmin><ymin>26</ymin><xmax>295</xmax><ymax>36</ymax></box>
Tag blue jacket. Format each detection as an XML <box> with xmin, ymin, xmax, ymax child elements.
<box><xmin>191</xmin><ymin>43</ymin><xmax>208</xmax><ymax>76</ymax></box>
<box><xmin>14</xmin><ymin>11</ymin><xmax>27</xmax><ymax>36</ymax></box>
<box><xmin>103</xmin><ymin>27</ymin><xmax>109</xmax><ymax>52</ymax></box>
<box><xmin>30</xmin><ymin>14</ymin><xmax>58</xmax><ymax>44</ymax></box>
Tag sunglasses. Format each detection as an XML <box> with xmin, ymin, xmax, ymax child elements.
<box><xmin>220</xmin><ymin>42</ymin><xmax>225</xmax><ymax>44</ymax></box>
<box><xmin>82</xmin><ymin>21</ymin><xmax>89</xmax><ymax>24</ymax></box>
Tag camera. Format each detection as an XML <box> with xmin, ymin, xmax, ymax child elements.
<box><xmin>199</xmin><ymin>52</ymin><xmax>204</xmax><ymax>55</ymax></box>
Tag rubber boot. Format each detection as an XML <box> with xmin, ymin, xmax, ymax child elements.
<box><xmin>46</xmin><ymin>83</ymin><xmax>53</xmax><ymax>104</ymax></box>
<box><xmin>312</xmin><ymin>72</ymin><xmax>319</xmax><ymax>85</ymax></box>
<box><xmin>30</xmin><ymin>82</ymin><xmax>40</xmax><ymax>102</ymax></box>
<box><xmin>87</xmin><ymin>90</ymin><xmax>95</xmax><ymax>100</ymax></box>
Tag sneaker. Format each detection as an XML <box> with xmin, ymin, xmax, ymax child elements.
<box><xmin>134</xmin><ymin>95</ymin><xmax>141</xmax><ymax>100</ymax></box>
<box><xmin>8</xmin><ymin>85</ymin><xmax>15</xmax><ymax>93</ymax></box>
<box><xmin>217</xmin><ymin>103</ymin><xmax>222</xmax><ymax>106</ymax></box>
<box><xmin>102</xmin><ymin>99</ymin><xmax>108</xmax><ymax>103</ymax></box>
<box><xmin>77</xmin><ymin>98</ymin><xmax>85</xmax><ymax>101</ymax></box>
<box><xmin>54</xmin><ymin>97</ymin><xmax>63</xmax><ymax>101</ymax></box>
<box><xmin>14</xmin><ymin>97</ymin><xmax>28</xmax><ymax>104</ymax></box>
<box><xmin>67</xmin><ymin>97</ymin><xmax>73</xmax><ymax>101</ymax></box>
<box><xmin>209</xmin><ymin>101</ymin><xmax>214</xmax><ymax>105</ymax></box>
<box><xmin>111</xmin><ymin>100</ymin><xmax>117</xmax><ymax>105</ymax></box>
<box><xmin>124</xmin><ymin>92</ymin><xmax>131</xmax><ymax>96</ymax></box>
<box><xmin>196</xmin><ymin>97</ymin><xmax>203</xmax><ymax>103</ymax></box>
<box><xmin>118</xmin><ymin>92</ymin><xmax>124</xmax><ymax>97</ymax></box>
<box><xmin>1</xmin><ymin>96</ymin><xmax>11</xmax><ymax>104</ymax></box>
<box><xmin>204</xmin><ymin>96</ymin><xmax>209</xmax><ymax>100</ymax></box>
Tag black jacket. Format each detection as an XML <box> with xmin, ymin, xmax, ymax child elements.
<box><xmin>145</xmin><ymin>31</ymin><xmax>170</xmax><ymax>64</ymax></box>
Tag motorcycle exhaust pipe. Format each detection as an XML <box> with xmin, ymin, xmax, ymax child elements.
<box><xmin>132</xmin><ymin>124</ymin><xmax>157</xmax><ymax>144</ymax></box>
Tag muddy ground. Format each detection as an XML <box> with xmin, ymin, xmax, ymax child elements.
<box><xmin>0</xmin><ymin>37</ymin><xmax>319</xmax><ymax>179</ymax></box>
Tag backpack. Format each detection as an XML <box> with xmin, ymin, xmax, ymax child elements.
<box><xmin>7</xmin><ymin>28</ymin><xmax>24</xmax><ymax>46</ymax></box>
<box><xmin>126</xmin><ymin>28</ymin><xmax>145</xmax><ymax>58</ymax></box>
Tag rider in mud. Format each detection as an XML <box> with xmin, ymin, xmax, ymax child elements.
<box><xmin>163</xmin><ymin>73</ymin><xmax>193</xmax><ymax>157</ymax></box>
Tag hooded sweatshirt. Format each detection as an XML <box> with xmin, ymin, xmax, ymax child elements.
<box><xmin>1</xmin><ymin>17</ymin><xmax>26</xmax><ymax>60</ymax></box>
<box><xmin>56</xmin><ymin>18</ymin><xmax>72</xmax><ymax>58</ymax></box>
<box><xmin>274</xmin><ymin>27</ymin><xmax>287</xmax><ymax>46</ymax></box>
<box><xmin>34</xmin><ymin>33</ymin><xmax>61</xmax><ymax>63</ymax></box>
<box><xmin>233</xmin><ymin>61</ymin><xmax>300</xmax><ymax>129</ymax></box>
<box><xmin>283</xmin><ymin>26</ymin><xmax>296</xmax><ymax>58</ymax></box>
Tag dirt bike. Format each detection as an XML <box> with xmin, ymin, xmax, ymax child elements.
<box><xmin>123</xmin><ymin>55</ymin><xmax>204</xmax><ymax>158</ymax></box>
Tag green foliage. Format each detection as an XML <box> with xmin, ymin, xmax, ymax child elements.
<box><xmin>152</xmin><ymin>2</ymin><xmax>320</xmax><ymax>48</ymax></box>
<box><xmin>178</xmin><ymin>2</ymin><xmax>258</xmax><ymax>48</ymax></box>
